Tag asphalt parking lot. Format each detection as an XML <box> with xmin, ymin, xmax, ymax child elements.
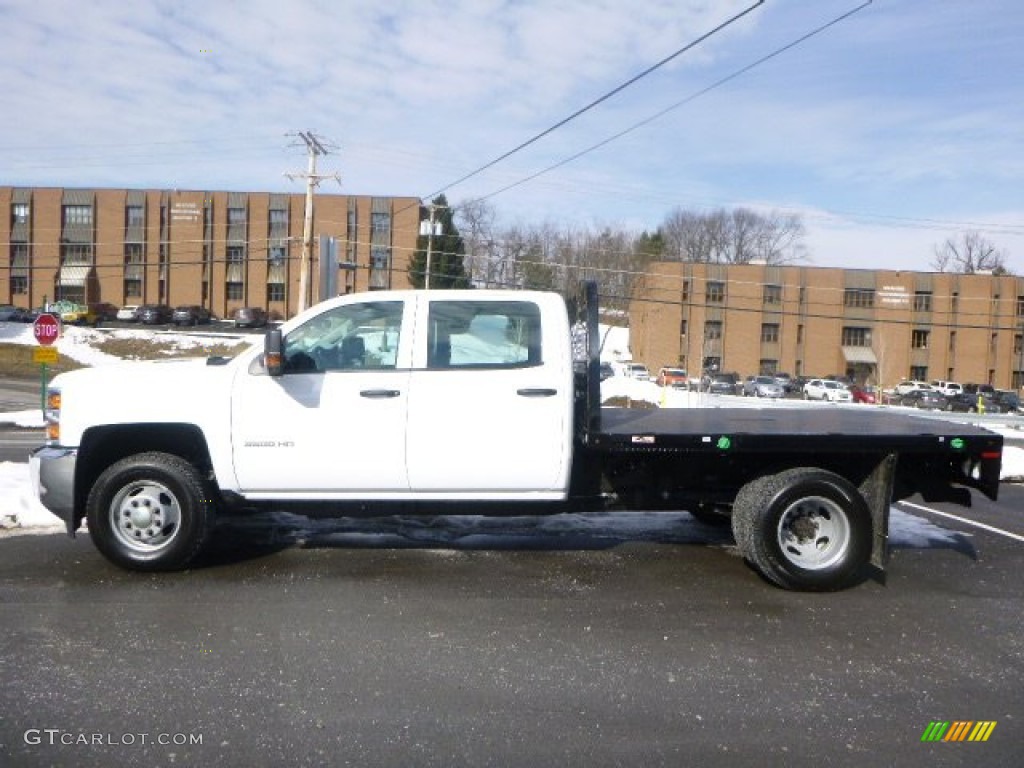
<box><xmin>1</xmin><ymin>488</ymin><xmax>1021</xmax><ymax>768</ymax></box>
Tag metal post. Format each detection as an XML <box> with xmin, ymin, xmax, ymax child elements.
<box><xmin>424</xmin><ymin>204</ymin><xmax>436</xmax><ymax>290</ymax></box>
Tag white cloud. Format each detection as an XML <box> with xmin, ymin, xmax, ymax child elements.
<box><xmin>1</xmin><ymin>0</ymin><xmax>1021</xmax><ymax>270</ymax></box>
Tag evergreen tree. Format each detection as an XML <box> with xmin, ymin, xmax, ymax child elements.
<box><xmin>408</xmin><ymin>194</ymin><xmax>471</xmax><ymax>289</ymax></box>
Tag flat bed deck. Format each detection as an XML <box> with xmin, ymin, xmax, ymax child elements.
<box><xmin>591</xmin><ymin>406</ymin><xmax>1003</xmax><ymax>455</ymax></box>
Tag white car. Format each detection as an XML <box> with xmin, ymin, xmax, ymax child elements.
<box><xmin>894</xmin><ymin>380</ymin><xmax>932</xmax><ymax>396</ymax></box>
<box><xmin>116</xmin><ymin>305</ymin><xmax>140</xmax><ymax>321</ymax></box>
<box><xmin>623</xmin><ymin>363</ymin><xmax>650</xmax><ymax>381</ymax></box>
<box><xmin>803</xmin><ymin>379</ymin><xmax>853</xmax><ymax>402</ymax></box>
<box><xmin>931</xmin><ymin>380</ymin><xmax>963</xmax><ymax>397</ymax></box>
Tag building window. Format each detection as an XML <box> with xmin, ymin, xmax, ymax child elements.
<box><xmin>267</xmin><ymin>283</ymin><xmax>285</xmax><ymax>302</ymax></box>
<box><xmin>991</xmin><ymin>333</ymin><xmax>998</xmax><ymax>353</ymax></box>
<box><xmin>226</xmin><ymin>282</ymin><xmax>244</xmax><ymax>300</ymax></box>
<box><xmin>12</xmin><ymin>203</ymin><xmax>29</xmax><ymax>224</ymax></box>
<box><xmin>798</xmin><ymin>286</ymin><xmax>806</xmax><ymax>305</ymax></box>
<box><xmin>681</xmin><ymin>280</ymin><xmax>690</xmax><ymax>303</ymax></box>
<box><xmin>369</xmin><ymin>245</ymin><xmax>391</xmax><ymax>290</ymax></box>
<box><xmin>761</xmin><ymin>323</ymin><xmax>779</xmax><ymax>343</ymax></box>
<box><xmin>843</xmin><ymin>288</ymin><xmax>874</xmax><ymax>308</ymax></box>
<box><xmin>705</xmin><ymin>281</ymin><xmax>725</xmax><ymax>303</ymax></box>
<box><xmin>10</xmin><ymin>243</ymin><xmax>29</xmax><ymax>295</ymax></box>
<box><xmin>949</xmin><ymin>331</ymin><xmax>956</xmax><ymax>352</ymax></box>
<box><xmin>126</xmin><ymin>205</ymin><xmax>144</xmax><ymax>228</ymax></box>
<box><xmin>371</xmin><ymin>211</ymin><xmax>390</xmax><ymax>233</ymax></box>
<box><xmin>913</xmin><ymin>291</ymin><xmax>932</xmax><ymax>312</ymax></box>
<box><xmin>269</xmin><ymin>209</ymin><xmax>288</xmax><ymax>228</ymax></box>
<box><xmin>759</xmin><ymin>359</ymin><xmax>778</xmax><ymax>375</ymax></box>
<box><xmin>797</xmin><ymin>324</ymin><xmax>804</xmax><ymax>344</ymax></box>
<box><xmin>1017</xmin><ymin>295</ymin><xmax>1024</xmax><ymax>317</ymax></box>
<box><xmin>62</xmin><ymin>205</ymin><xmax>93</xmax><ymax>225</ymax></box>
<box><xmin>842</xmin><ymin>327</ymin><xmax>872</xmax><ymax>346</ymax></box>
<box><xmin>61</xmin><ymin>243</ymin><xmax>92</xmax><ymax>264</ymax></box>
<box><xmin>951</xmin><ymin>292</ymin><xmax>959</xmax><ymax>313</ymax></box>
<box><xmin>910</xmin><ymin>366</ymin><xmax>928</xmax><ymax>381</ymax></box>
<box><xmin>227</xmin><ymin>207</ymin><xmax>246</xmax><ymax>225</ymax></box>
<box><xmin>1013</xmin><ymin>333</ymin><xmax>1022</xmax><ymax>357</ymax></box>
<box><xmin>763</xmin><ymin>284</ymin><xmax>782</xmax><ymax>305</ymax></box>
<box><xmin>124</xmin><ymin>243</ymin><xmax>144</xmax><ymax>298</ymax></box>
<box><xmin>911</xmin><ymin>330</ymin><xmax>930</xmax><ymax>349</ymax></box>
<box><xmin>704</xmin><ymin>321</ymin><xmax>722</xmax><ymax>340</ymax></box>
<box><xmin>679</xmin><ymin>319</ymin><xmax>688</xmax><ymax>337</ymax></box>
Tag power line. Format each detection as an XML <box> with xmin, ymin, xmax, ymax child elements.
<box><xmin>418</xmin><ymin>1</ymin><xmax>766</xmax><ymax>203</ymax></box>
<box><xmin>474</xmin><ymin>1</ymin><xmax>875</xmax><ymax>205</ymax></box>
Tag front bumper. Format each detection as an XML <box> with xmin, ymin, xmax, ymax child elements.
<box><xmin>29</xmin><ymin>446</ymin><xmax>79</xmax><ymax>536</ymax></box>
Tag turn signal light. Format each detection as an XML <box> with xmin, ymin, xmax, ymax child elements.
<box><xmin>47</xmin><ymin>391</ymin><xmax>61</xmax><ymax>411</ymax></box>
<box><xmin>46</xmin><ymin>422</ymin><xmax>60</xmax><ymax>442</ymax></box>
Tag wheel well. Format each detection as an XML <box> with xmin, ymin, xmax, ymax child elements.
<box><xmin>74</xmin><ymin>424</ymin><xmax>214</xmax><ymax>526</ymax></box>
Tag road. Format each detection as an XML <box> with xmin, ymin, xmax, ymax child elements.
<box><xmin>1</xmin><ymin>488</ymin><xmax>1022</xmax><ymax>767</ymax></box>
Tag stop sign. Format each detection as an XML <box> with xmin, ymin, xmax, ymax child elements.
<box><xmin>34</xmin><ymin>313</ymin><xmax>61</xmax><ymax>346</ymax></box>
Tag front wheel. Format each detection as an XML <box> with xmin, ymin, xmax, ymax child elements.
<box><xmin>86</xmin><ymin>452</ymin><xmax>217</xmax><ymax>571</ymax></box>
<box><xmin>731</xmin><ymin>468</ymin><xmax>872</xmax><ymax>591</ymax></box>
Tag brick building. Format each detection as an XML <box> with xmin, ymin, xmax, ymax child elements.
<box><xmin>0</xmin><ymin>186</ymin><xmax>422</xmax><ymax>320</ymax></box>
<box><xmin>630</xmin><ymin>262</ymin><xmax>1024</xmax><ymax>391</ymax></box>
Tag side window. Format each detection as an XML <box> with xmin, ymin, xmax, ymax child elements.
<box><xmin>427</xmin><ymin>301</ymin><xmax>542</xmax><ymax>369</ymax></box>
<box><xmin>283</xmin><ymin>301</ymin><xmax>403</xmax><ymax>373</ymax></box>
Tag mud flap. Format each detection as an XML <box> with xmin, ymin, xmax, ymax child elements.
<box><xmin>858</xmin><ymin>453</ymin><xmax>897</xmax><ymax>575</ymax></box>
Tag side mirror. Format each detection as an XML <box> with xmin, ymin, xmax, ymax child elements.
<box><xmin>265</xmin><ymin>329</ymin><xmax>283</xmax><ymax>377</ymax></box>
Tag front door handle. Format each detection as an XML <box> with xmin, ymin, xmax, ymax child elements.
<box><xmin>360</xmin><ymin>389</ymin><xmax>401</xmax><ymax>399</ymax></box>
<box><xmin>517</xmin><ymin>388</ymin><xmax>557</xmax><ymax>398</ymax></box>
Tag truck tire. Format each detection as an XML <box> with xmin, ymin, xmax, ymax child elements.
<box><xmin>86</xmin><ymin>452</ymin><xmax>216</xmax><ymax>572</ymax></box>
<box><xmin>731</xmin><ymin>468</ymin><xmax>871</xmax><ymax>591</ymax></box>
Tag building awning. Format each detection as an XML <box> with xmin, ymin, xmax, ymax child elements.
<box><xmin>58</xmin><ymin>265</ymin><xmax>92</xmax><ymax>287</ymax></box>
<box><xmin>842</xmin><ymin>346</ymin><xmax>877</xmax><ymax>364</ymax></box>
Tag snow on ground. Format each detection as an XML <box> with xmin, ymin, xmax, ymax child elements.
<box><xmin>0</xmin><ymin>321</ymin><xmax>253</xmax><ymax>367</ymax></box>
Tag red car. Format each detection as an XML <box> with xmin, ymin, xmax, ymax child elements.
<box><xmin>848</xmin><ymin>385</ymin><xmax>877</xmax><ymax>404</ymax></box>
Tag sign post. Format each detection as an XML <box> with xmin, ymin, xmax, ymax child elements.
<box><xmin>33</xmin><ymin>313</ymin><xmax>61</xmax><ymax>419</ymax></box>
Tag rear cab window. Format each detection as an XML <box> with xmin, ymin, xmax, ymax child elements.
<box><xmin>426</xmin><ymin>300</ymin><xmax>542</xmax><ymax>369</ymax></box>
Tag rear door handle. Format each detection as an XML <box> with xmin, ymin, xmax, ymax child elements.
<box><xmin>360</xmin><ymin>389</ymin><xmax>401</xmax><ymax>399</ymax></box>
<box><xmin>517</xmin><ymin>388</ymin><xmax>557</xmax><ymax>397</ymax></box>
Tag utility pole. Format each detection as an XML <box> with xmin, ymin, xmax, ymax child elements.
<box><xmin>419</xmin><ymin>202</ymin><xmax>444</xmax><ymax>290</ymax></box>
<box><xmin>285</xmin><ymin>131</ymin><xmax>340</xmax><ymax>313</ymax></box>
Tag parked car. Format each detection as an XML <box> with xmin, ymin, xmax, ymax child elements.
<box><xmin>962</xmin><ymin>383</ymin><xmax>996</xmax><ymax>398</ymax></box>
<box><xmin>598</xmin><ymin>362</ymin><xmax>615</xmax><ymax>381</ymax></box>
<box><xmin>137</xmin><ymin>304</ymin><xmax>173</xmax><ymax>325</ymax></box>
<box><xmin>703</xmin><ymin>372</ymin><xmax>740</xmax><ymax>395</ymax></box>
<box><xmin>930</xmin><ymin>380</ymin><xmax>963</xmax><ymax>397</ymax></box>
<box><xmin>88</xmin><ymin>302</ymin><xmax>120</xmax><ymax>322</ymax></box>
<box><xmin>945</xmin><ymin>392</ymin><xmax>1004</xmax><ymax>414</ymax></box>
<box><xmin>0</xmin><ymin>304</ymin><xmax>27</xmax><ymax>322</ymax></box>
<box><xmin>742</xmin><ymin>375</ymin><xmax>785</xmax><ymax>398</ymax></box>
<box><xmin>233</xmin><ymin>306</ymin><xmax>268</xmax><ymax>328</ymax></box>
<box><xmin>803</xmin><ymin>379</ymin><xmax>853</xmax><ymax>402</ymax></box>
<box><xmin>623</xmin><ymin>363</ymin><xmax>650</xmax><ymax>381</ymax></box>
<box><xmin>993</xmin><ymin>390</ymin><xmax>1022</xmax><ymax>414</ymax></box>
<box><xmin>172</xmin><ymin>305</ymin><xmax>213</xmax><ymax>326</ymax></box>
<box><xmin>899</xmin><ymin>388</ymin><xmax>947</xmax><ymax>410</ymax></box>
<box><xmin>116</xmin><ymin>305</ymin><xmax>141</xmax><ymax>322</ymax></box>
<box><xmin>656</xmin><ymin>367</ymin><xmax>688</xmax><ymax>388</ymax></box>
<box><xmin>894</xmin><ymin>380</ymin><xmax>932</xmax><ymax>396</ymax></box>
<box><xmin>772</xmin><ymin>372</ymin><xmax>794</xmax><ymax>392</ymax></box>
<box><xmin>848</xmin><ymin>385</ymin><xmax>877</xmax><ymax>404</ymax></box>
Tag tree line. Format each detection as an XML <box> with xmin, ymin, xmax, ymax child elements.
<box><xmin>408</xmin><ymin>195</ymin><xmax>1012</xmax><ymax>311</ymax></box>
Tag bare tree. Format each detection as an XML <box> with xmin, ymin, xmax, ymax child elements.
<box><xmin>931</xmin><ymin>231</ymin><xmax>1008</xmax><ymax>274</ymax></box>
<box><xmin>660</xmin><ymin>207</ymin><xmax>806</xmax><ymax>265</ymax></box>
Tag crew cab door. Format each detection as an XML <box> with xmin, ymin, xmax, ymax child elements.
<box><xmin>405</xmin><ymin>295</ymin><xmax>573</xmax><ymax>495</ymax></box>
<box><xmin>231</xmin><ymin>299</ymin><xmax>411</xmax><ymax>494</ymax></box>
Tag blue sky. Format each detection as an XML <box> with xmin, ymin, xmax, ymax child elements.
<box><xmin>2</xmin><ymin>0</ymin><xmax>1022</xmax><ymax>273</ymax></box>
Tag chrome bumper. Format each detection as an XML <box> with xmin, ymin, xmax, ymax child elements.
<box><xmin>29</xmin><ymin>445</ymin><xmax>79</xmax><ymax>536</ymax></box>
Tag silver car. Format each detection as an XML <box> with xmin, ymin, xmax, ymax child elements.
<box><xmin>743</xmin><ymin>375</ymin><xmax>785</xmax><ymax>398</ymax></box>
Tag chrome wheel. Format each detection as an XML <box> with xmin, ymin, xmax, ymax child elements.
<box><xmin>109</xmin><ymin>480</ymin><xmax>182</xmax><ymax>553</ymax></box>
<box><xmin>775</xmin><ymin>495</ymin><xmax>851</xmax><ymax>571</ymax></box>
